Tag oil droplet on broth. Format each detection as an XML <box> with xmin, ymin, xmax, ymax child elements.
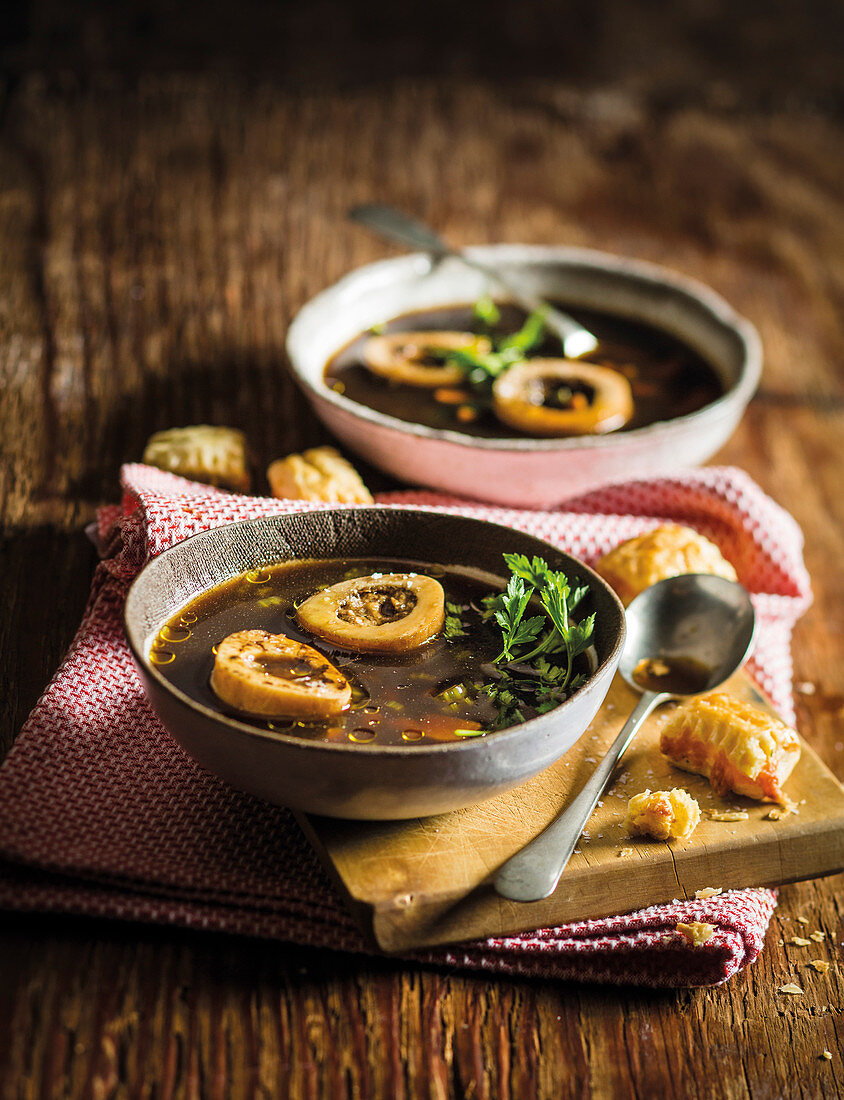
<box><xmin>348</xmin><ymin>728</ymin><xmax>377</xmax><ymax>744</ymax></box>
<box><xmin>401</xmin><ymin>728</ymin><xmax>425</xmax><ymax>742</ymax></box>
<box><xmin>159</xmin><ymin>624</ymin><xmax>192</xmax><ymax>643</ymax></box>
<box><xmin>211</xmin><ymin>644</ymin><xmax>219</xmax><ymax>655</ymax></box>
<box><xmin>246</xmin><ymin>569</ymin><xmax>271</xmax><ymax>584</ymax></box>
<box><xmin>179</xmin><ymin>612</ymin><xmax>198</xmax><ymax>624</ymax></box>
<box><xmin>150</xmin><ymin>649</ymin><xmax>176</xmax><ymax>665</ymax></box>
<box><xmin>362</xmin><ymin>704</ymin><xmax>380</xmax><ymax>714</ymax></box>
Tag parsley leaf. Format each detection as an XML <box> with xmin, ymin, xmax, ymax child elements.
<box><xmin>443</xmin><ymin>600</ymin><xmax>468</xmax><ymax>640</ymax></box>
<box><xmin>497</xmin><ymin>308</ymin><xmax>548</xmax><ymax>354</ymax></box>
<box><xmin>485</xmin><ymin>552</ymin><xmax>597</xmax><ymax>713</ymax></box>
<box><xmin>472</xmin><ymin>295</ymin><xmax>501</xmax><ymax>327</ymax></box>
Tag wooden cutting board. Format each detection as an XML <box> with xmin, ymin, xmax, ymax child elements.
<box><xmin>296</xmin><ymin>672</ymin><xmax>844</xmax><ymax>953</ymax></box>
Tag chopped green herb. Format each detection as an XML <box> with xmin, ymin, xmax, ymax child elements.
<box><xmin>497</xmin><ymin>308</ymin><xmax>548</xmax><ymax>354</ymax></box>
<box><xmin>443</xmin><ymin>600</ymin><xmax>468</xmax><ymax>639</ymax></box>
<box><xmin>472</xmin><ymin>295</ymin><xmax>501</xmax><ymax>327</ymax></box>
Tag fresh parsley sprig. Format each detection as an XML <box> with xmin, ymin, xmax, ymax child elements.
<box><xmin>490</xmin><ymin>553</ymin><xmax>595</xmax><ymax>692</ymax></box>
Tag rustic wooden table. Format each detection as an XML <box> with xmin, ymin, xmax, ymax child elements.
<box><xmin>1</xmin><ymin>3</ymin><xmax>843</xmax><ymax>1095</ymax></box>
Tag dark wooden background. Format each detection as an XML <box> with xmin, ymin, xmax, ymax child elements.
<box><xmin>1</xmin><ymin>1</ymin><xmax>843</xmax><ymax>1096</ymax></box>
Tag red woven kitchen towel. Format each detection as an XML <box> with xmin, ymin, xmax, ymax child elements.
<box><xmin>0</xmin><ymin>464</ymin><xmax>811</xmax><ymax>987</ymax></box>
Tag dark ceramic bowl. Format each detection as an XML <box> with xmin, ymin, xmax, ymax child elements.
<box><xmin>124</xmin><ymin>508</ymin><xmax>625</xmax><ymax>819</ymax></box>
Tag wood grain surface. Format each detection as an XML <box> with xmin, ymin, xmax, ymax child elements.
<box><xmin>1</xmin><ymin>2</ymin><xmax>843</xmax><ymax>1096</ymax></box>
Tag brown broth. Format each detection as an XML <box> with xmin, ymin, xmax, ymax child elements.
<box><xmin>152</xmin><ymin>558</ymin><xmax>584</xmax><ymax>746</ymax></box>
<box><xmin>324</xmin><ymin>303</ymin><xmax>724</xmax><ymax>437</ymax></box>
<box><xmin>632</xmin><ymin>655</ymin><xmax>713</xmax><ymax>695</ymax></box>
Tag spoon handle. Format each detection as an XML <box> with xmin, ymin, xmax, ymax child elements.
<box><xmin>348</xmin><ymin>204</ymin><xmax>451</xmax><ymax>256</ymax></box>
<box><xmin>347</xmin><ymin>204</ymin><xmax>598</xmax><ymax>357</ymax></box>
<box><xmin>494</xmin><ymin>690</ymin><xmax>666</xmax><ymax>902</ymax></box>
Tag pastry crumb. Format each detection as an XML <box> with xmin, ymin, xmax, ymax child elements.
<box><xmin>809</xmin><ymin>960</ymin><xmax>831</xmax><ymax>974</ymax></box>
<box><xmin>767</xmin><ymin>797</ymin><xmax>798</xmax><ymax>820</ymax></box>
<box><xmin>810</xmin><ymin>931</ymin><xmax>826</xmax><ymax>942</ymax></box>
<box><xmin>790</xmin><ymin>937</ymin><xmax>811</xmax><ymax>947</ymax></box>
<box><xmin>821</xmin><ymin>1051</ymin><xmax>833</xmax><ymax>1061</ymax></box>
<box><xmin>695</xmin><ymin>886</ymin><xmax>722</xmax><ymax>900</ymax></box>
<box><xmin>707</xmin><ymin>810</ymin><xmax>749</xmax><ymax>822</ymax></box>
<box><xmin>778</xmin><ymin>983</ymin><xmax>804</xmax><ymax>995</ymax></box>
<box><xmin>617</xmin><ymin>847</ymin><xmax>635</xmax><ymax>858</ymax></box>
<box><xmin>796</xmin><ymin>916</ymin><xmax>809</xmax><ymax>925</ymax></box>
<box><xmin>625</xmin><ymin>788</ymin><xmax>700</xmax><ymax>841</ymax></box>
<box><xmin>676</xmin><ymin>921</ymin><xmax>715</xmax><ymax>947</ymax></box>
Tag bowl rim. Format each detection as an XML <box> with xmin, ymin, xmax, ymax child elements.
<box><xmin>286</xmin><ymin>243</ymin><xmax>762</xmax><ymax>452</ymax></box>
<box><xmin>124</xmin><ymin>507</ymin><xmax>627</xmax><ymax>759</ymax></box>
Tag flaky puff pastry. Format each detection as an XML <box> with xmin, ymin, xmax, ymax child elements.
<box><xmin>595</xmin><ymin>524</ymin><xmax>737</xmax><ymax>607</ymax></box>
<box><xmin>625</xmin><ymin>788</ymin><xmax>701</xmax><ymax>841</ymax></box>
<box><xmin>143</xmin><ymin>425</ymin><xmax>250</xmax><ymax>492</ymax></box>
<box><xmin>267</xmin><ymin>447</ymin><xmax>373</xmax><ymax>505</ymax></box>
<box><xmin>660</xmin><ymin>693</ymin><xmax>800</xmax><ymax>802</ymax></box>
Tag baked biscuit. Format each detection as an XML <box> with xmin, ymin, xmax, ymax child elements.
<box><xmin>595</xmin><ymin>524</ymin><xmax>737</xmax><ymax>606</ymax></box>
<box><xmin>267</xmin><ymin>446</ymin><xmax>373</xmax><ymax>504</ymax></box>
<box><xmin>660</xmin><ymin>692</ymin><xmax>800</xmax><ymax>802</ymax></box>
<box><xmin>143</xmin><ymin>425</ymin><xmax>250</xmax><ymax>492</ymax></box>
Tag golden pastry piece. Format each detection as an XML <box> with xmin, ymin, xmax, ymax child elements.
<box><xmin>210</xmin><ymin>630</ymin><xmax>351</xmax><ymax>719</ymax></box>
<box><xmin>676</xmin><ymin>922</ymin><xmax>715</xmax><ymax>947</ymax></box>
<box><xmin>595</xmin><ymin>524</ymin><xmax>737</xmax><ymax>606</ymax></box>
<box><xmin>625</xmin><ymin>788</ymin><xmax>701</xmax><ymax>841</ymax></box>
<box><xmin>143</xmin><ymin>425</ymin><xmax>250</xmax><ymax>492</ymax></box>
<box><xmin>362</xmin><ymin>331</ymin><xmax>491</xmax><ymax>387</ymax></box>
<box><xmin>492</xmin><ymin>359</ymin><xmax>633</xmax><ymax>436</ymax></box>
<box><xmin>267</xmin><ymin>446</ymin><xmax>373</xmax><ymax>504</ymax></box>
<box><xmin>297</xmin><ymin>573</ymin><xmax>445</xmax><ymax>654</ymax></box>
<box><xmin>660</xmin><ymin>692</ymin><xmax>801</xmax><ymax>802</ymax></box>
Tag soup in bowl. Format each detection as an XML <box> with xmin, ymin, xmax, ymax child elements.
<box><xmin>287</xmin><ymin>245</ymin><xmax>761</xmax><ymax>506</ymax></box>
<box><xmin>124</xmin><ymin>508</ymin><xmax>625</xmax><ymax>819</ymax></box>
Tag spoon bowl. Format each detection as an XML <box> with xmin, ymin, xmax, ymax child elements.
<box><xmin>620</xmin><ymin>573</ymin><xmax>757</xmax><ymax>695</ymax></box>
<box><xmin>494</xmin><ymin>574</ymin><xmax>756</xmax><ymax>901</ymax></box>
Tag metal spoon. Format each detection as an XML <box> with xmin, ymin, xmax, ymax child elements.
<box><xmin>494</xmin><ymin>574</ymin><xmax>756</xmax><ymax>903</ymax></box>
<box><xmin>348</xmin><ymin>204</ymin><xmax>599</xmax><ymax>358</ymax></box>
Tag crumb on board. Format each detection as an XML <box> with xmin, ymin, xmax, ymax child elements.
<box><xmin>676</xmin><ymin>921</ymin><xmax>715</xmax><ymax>947</ymax></box>
<box><xmin>617</xmin><ymin>847</ymin><xmax>635</xmax><ymax>858</ymax></box>
<box><xmin>810</xmin><ymin>931</ymin><xmax>826</xmax><ymax>942</ymax></box>
<box><xmin>797</xmin><ymin>916</ymin><xmax>809</xmax><ymax>925</ymax></box>
<box><xmin>822</xmin><ymin>1051</ymin><xmax>833</xmax><ymax>1061</ymax></box>
<box><xmin>695</xmin><ymin>886</ymin><xmax>722</xmax><ymax>900</ymax></box>
<box><xmin>790</xmin><ymin>937</ymin><xmax>812</xmax><ymax>947</ymax></box>
<box><xmin>766</xmin><ymin>797</ymin><xmax>798</xmax><ymax>820</ymax></box>
<box><xmin>796</xmin><ymin>681</ymin><xmax>816</xmax><ymax>695</ymax></box>
<box><xmin>707</xmin><ymin>810</ymin><xmax>750</xmax><ymax>822</ymax></box>
<box><xmin>765</xmin><ymin>806</ymin><xmax>790</xmax><ymax>820</ymax></box>
<box><xmin>778</xmin><ymin>983</ymin><xmax>804</xmax><ymax>995</ymax></box>
<box><xmin>809</xmin><ymin>960</ymin><xmax>832</xmax><ymax>974</ymax></box>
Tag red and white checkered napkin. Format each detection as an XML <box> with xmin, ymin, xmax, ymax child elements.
<box><xmin>0</xmin><ymin>464</ymin><xmax>811</xmax><ymax>987</ymax></box>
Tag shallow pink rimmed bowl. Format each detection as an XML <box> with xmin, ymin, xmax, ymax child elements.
<box><xmin>286</xmin><ymin>245</ymin><xmax>761</xmax><ymax>506</ymax></box>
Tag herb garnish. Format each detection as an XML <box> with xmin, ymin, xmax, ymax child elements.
<box><xmin>469</xmin><ymin>553</ymin><xmax>595</xmax><ymax>730</ymax></box>
<box><xmin>431</xmin><ymin>307</ymin><xmax>550</xmax><ymax>388</ymax></box>
<box><xmin>443</xmin><ymin>600</ymin><xmax>469</xmax><ymax>640</ymax></box>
